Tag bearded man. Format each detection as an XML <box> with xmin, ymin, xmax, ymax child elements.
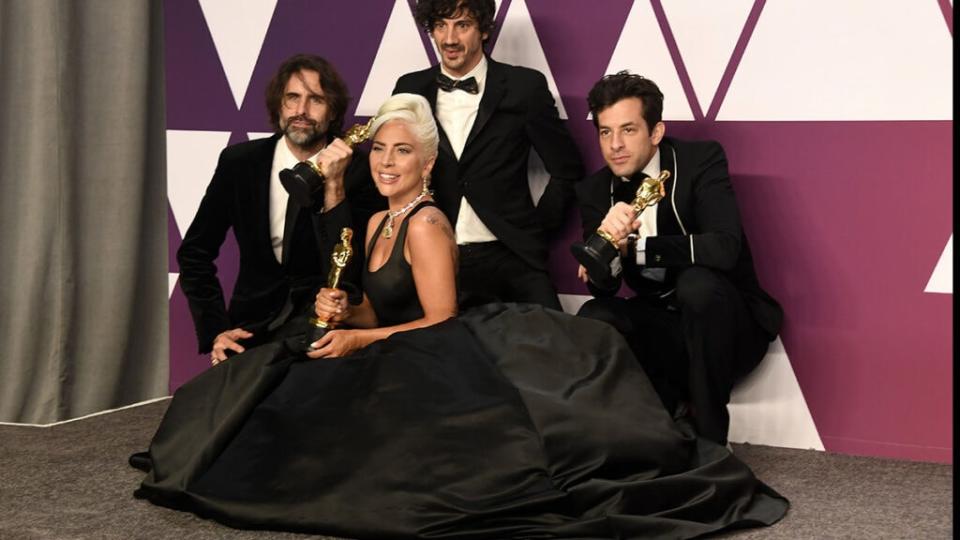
<box><xmin>177</xmin><ymin>54</ymin><xmax>384</xmax><ymax>364</ymax></box>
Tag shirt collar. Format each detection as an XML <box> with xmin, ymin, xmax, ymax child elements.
<box><xmin>277</xmin><ymin>135</ymin><xmax>323</xmax><ymax>169</ymax></box>
<box><xmin>619</xmin><ymin>147</ymin><xmax>661</xmax><ymax>182</ymax></box>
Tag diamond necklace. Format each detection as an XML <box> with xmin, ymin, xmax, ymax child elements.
<box><xmin>382</xmin><ymin>191</ymin><xmax>429</xmax><ymax>239</ymax></box>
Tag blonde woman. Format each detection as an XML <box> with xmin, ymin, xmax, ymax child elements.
<box><xmin>307</xmin><ymin>93</ymin><xmax>458</xmax><ymax>358</ymax></box>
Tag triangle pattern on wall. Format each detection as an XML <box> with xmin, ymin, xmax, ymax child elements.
<box><xmin>168</xmin><ymin>273</ymin><xmax>179</xmax><ymax>300</ymax></box>
<box><xmin>247</xmin><ymin>132</ymin><xmax>274</xmax><ymax>142</ymax></box>
<box><xmin>199</xmin><ymin>0</ymin><xmax>277</xmax><ymax>109</ymax></box>
<box><xmin>491</xmin><ymin>0</ymin><xmax>568</xmax><ymax>119</ymax></box>
<box><xmin>602</xmin><ymin>0</ymin><xmax>694</xmax><ymax>120</ymax></box>
<box><xmin>719</xmin><ymin>0</ymin><xmax>952</xmax><ymax>120</ymax></box>
<box><xmin>925</xmin><ymin>235</ymin><xmax>952</xmax><ymax>294</ymax></box>
<box><xmin>660</xmin><ymin>0</ymin><xmax>754</xmax><ymax>116</ymax></box>
<box><xmin>356</xmin><ymin>0</ymin><xmax>433</xmax><ymax>117</ymax></box>
<box><xmin>166</xmin><ymin>130</ymin><xmax>232</xmax><ymax>236</ymax></box>
<box><xmin>727</xmin><ymin>337</ymin><xmax>825</xmax><ymax>450</ymax></box>
<box><xmin>527</xmin><ymin>150</ymin><xmax>548</xmax><ymax>205</ymax></box>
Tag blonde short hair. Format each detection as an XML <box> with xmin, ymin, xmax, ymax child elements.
<box><xmin>370</xmin><ymin>93</ymin><xmax>439</xmax><ymax>160</ymax></box>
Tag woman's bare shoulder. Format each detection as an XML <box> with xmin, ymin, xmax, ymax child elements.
<box><xmin>408</xmin><ymin>205</ymin><xmax>454</xmax><ymax>242</ymax></box>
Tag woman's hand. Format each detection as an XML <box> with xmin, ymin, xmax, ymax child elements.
<box><xmin>306</xmin><ymin>329</ymin><xmax>363</xmax><ymax>359</ymax></box>
<box><xmin>314</xmin><ymin>288</ymin><xmax>350</xmax><ymax>324</ymax></box>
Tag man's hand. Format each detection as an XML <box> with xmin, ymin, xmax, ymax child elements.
<box><xmin>314</xmin><ymin>287</ymin><xmax>350</xmax><ymax>324</ymax></box>
<box><xmin>598</xmin><ymin>202</ymin><xmax>641</xmax><ymax>243</ymax></box>
<box><xmin>316</xmin><ymin>138</ymin><xmax>353</xmax><ymax>210</ymax></box>
<box><xmin>577</xmin><ymin>264</ymin><xmax>589</xmax><ymax>283</ymax></box>
<box><xmin>211</xmin><ymin>328</ymin><xmax>253</xmax><ymax>365</ymax></box>
<box><xmin>306</xmin><ymin>329</ymin><xmax>361</xmax><ymax>359</ymax></box>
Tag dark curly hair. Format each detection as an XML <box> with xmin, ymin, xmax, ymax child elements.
<box><xmin>414</xmin><ymin>0</ymin><xmax>496</xmax><ymax>43</ymax></box>
<box><xmin>587</xmin><ymin>71</ymin><xmax>664</xmax><ymax>132</ymax></box>
<box><xmin>264</xmin><ymin>54</ymin><xmax>349</xmax><ymax>138</ymax></box>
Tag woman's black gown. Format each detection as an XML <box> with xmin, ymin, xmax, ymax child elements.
<box><xmin>134</xmin><ymin>203</ymin><xmax>788</xmax><ymax>539</ymax></box>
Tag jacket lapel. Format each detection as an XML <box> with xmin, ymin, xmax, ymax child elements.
<box><xmin>461</xmin><ymin>57</ymin><xmax>505</xmax><ymax>159</ymax></box>
<box><xmin>254</xmin><ymin>135</ymin><xmax>280</xmax><ymax>257</ymax></box>
<box><xmin>656</xmin><ymin>139</ymin><xmax>681</xmax><ymax>236</ymax></box>
<box><xmin>281</xmin><ymin>194</ymin><xmax>299</xmax><ymax>266</ymax></box>
<box><xmin>418</xmin><ymin>65</ymin><xmax>456</xmax><ymax>160</ymax></box>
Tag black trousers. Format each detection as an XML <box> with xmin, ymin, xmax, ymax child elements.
<box><xmin>457</xmin><ymin>242</ymin><xmax>562</xmax><ymax>311</ymax></box>
<box><xmin>577</xmin><ymin>267</ymin><xmax>771</xmax><ymax>445</ymax></box>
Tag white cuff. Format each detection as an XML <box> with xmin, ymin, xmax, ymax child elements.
<box><xmin>610</xmin><ymin>255</ymin><xmax>623</xmax><ymax>277</ymax></box>
<box><xmin>634</xmin><ymin>236</ymin><xmax>647</xmax><ymax>266</ymax></box>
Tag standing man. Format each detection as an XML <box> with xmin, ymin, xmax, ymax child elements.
<box><xmin>177</xmin><ymin>54</ymin><xmax>384</xmax><ymax>365</ymax></box>
<box><xmin>394</xmin><ymin>0</ymin><xmax>583</xmax><ymax>310</ymax></box>
<box><xmin>575</xmin><ymin>72</ymin><xmax>783</xmax><ymax>445</ymax></box>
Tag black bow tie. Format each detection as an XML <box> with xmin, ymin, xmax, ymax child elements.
<box><xmin>437</xmin><ymin>73</ymin><xmax>479</xmax><ymax>94</ymax></box>
<box><xmin>613</xmin><ymin>173</ymin><xmax>648</xmax><ymax>204</ymax></box>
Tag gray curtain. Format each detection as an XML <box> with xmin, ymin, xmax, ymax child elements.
<box><xmin>0</xmin><ymin>0</ymin><xmax>168</xmax><ymax>424</ymax></box>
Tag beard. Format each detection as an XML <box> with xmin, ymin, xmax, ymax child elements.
<box><xmin>281</xmin><ymin>115</ymin><xmax>328</xmax><ymax>149</ymax></box>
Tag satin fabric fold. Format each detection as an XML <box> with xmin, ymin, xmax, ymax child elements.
<box><xmin>135</xmin><ymin>304</ymin><xmax>786</xmax><ymax>538</ymax></box>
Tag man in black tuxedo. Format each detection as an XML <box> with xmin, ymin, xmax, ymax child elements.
<box><xmin>575</xmin><ymin>72</ymin><xmax>783</xmax><ymax>445</ymax></box>
<box><xmin>177</xmin><ymin>54</ymin><xmax>384</xmax><ymax>365</ymax></box>
<box><xmin>393</xmin><ymin>0</ymin><xmax>583</xmax><ymax>310</ymax></box>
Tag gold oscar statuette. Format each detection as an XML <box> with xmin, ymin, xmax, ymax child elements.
<box><xmin>570</xmin><ymin>170</ymin><xmax>671</xmax><ymax>289</ymax></box>
<box><xmin>306</xmin><ymin>227</ymin><xmax>354</xmax><ymax>351</ymax></box>
<box><xmin>280</xmin><ymin>117</ymin><xmax>377</xmax><ymax>207</ymax></box>
<box><xmin>595</xmin><ymin>170</ymin><xmax>670</xmax><ymax>247</ymax></box>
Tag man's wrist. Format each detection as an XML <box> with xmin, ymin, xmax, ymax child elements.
<box><xmin>322</xmin><ymin>182</ymin><xmax>346</xmax><ymax>212</ymax></box>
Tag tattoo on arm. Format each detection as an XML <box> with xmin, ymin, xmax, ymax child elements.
<box><xmin>424</xmin><ymin>212</ymin><xmax>459</xmax><ymax>265</ymax></box>
<box><xmin>425</xmin><ymin>213</ymin><xmax>455</xmax><ymax>241</ymax></box>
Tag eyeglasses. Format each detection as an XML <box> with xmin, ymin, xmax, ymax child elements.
<box><xmin>282</xmin><ymin>93</ymin><xmax>326</xmax><ymax>110</ymax></box>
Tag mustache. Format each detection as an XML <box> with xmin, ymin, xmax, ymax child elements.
<box><xmin>442</xmin><ymin>45</ymin><xmax>463</xmax><ymax>52</ymax></box>
<box><xmin>286</xmin><ymin>115</ymin><xmax>317</xmax><ymax>127</ymax></box>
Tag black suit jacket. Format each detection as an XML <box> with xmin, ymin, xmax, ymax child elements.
<box><xmin>576</xmin><ymin>137</ymin><xmax>783</xmax><ymax>338</ymax></box>
<box><xmin>176</xmin><ymin>134</ymin><xmax>384</xmax><ymax>353</ymax></box>
<box><xmin>393</xmin><ymin>57</ymin><xmax>583</xmax><ymax>270</ymax></box>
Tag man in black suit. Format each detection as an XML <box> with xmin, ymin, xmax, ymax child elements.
<box><xmin>575</xmin><ymin>72</ymin><xmax>783</xmax><ymax>445</ymax></box>
<box><xmin>177</xmin><ymin>54</ymin><xmax>383</xmax><ymax>365</ymax></box>
<box><xmin>393</xmin><ymin>0</ymin><xmax>583</xmax><ymax>310</ymax></box>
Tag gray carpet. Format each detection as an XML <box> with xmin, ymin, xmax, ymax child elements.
<box><xmin>0</xmin><ymin>400</ymin><xmax>951</xmax><ymax>539</ymax></box>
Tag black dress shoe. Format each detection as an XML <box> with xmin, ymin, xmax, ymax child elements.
<box><xmin>128</xmin><ymin>451</ymin><xmax>152</xmax><ymax>472</ymax></box>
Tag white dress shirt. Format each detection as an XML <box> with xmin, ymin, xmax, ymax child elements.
<box><xmin>632</xmin><ymin>149</ymin><xmax>667</xmax><ymax>282</ymax></box>
<box><xmin>434</xmin><ymin>56</ymin><xmax>497</xmax><ymax>244</ymax></box>
<box><xmin>269</xmin><ymin>137</ymin><xmax>321</xmax><ymax>263</ymax></box>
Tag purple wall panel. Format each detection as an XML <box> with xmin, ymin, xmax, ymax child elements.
<box><xmin>165</xmin><ymin>0</ymin><xmax>952</xmax><ymax>462</ymax></box>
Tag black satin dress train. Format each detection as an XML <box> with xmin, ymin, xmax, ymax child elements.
<box><xmin>134</xmin><ymin>203</ymin><xmax>787</xmax><ymax>538</ymax></box>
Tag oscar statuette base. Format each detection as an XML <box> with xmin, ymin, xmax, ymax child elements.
<box><xmin>304</xmin><ymin>318</ymin><xmax>330</xmax><ymax>352</ymax></box>
<box><xmin>571</xmin><ymin>234</ymin><xmax>621</xmax><ymax>291</ymax></box>
<box><xmin>280</xmin><ymin>161</ymin><xmax>324</xmax><ymax>208</ymax></box>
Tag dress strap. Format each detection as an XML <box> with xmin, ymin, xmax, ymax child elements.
<box><xmin>390</xmin><ymin>201</ymin><xmax>438</xmax><ymax>258</ymax></box>
<box><xmin>406</xmin><ymin>200</ymin><xmax>437</xmax><ymax>219</ymax></box>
